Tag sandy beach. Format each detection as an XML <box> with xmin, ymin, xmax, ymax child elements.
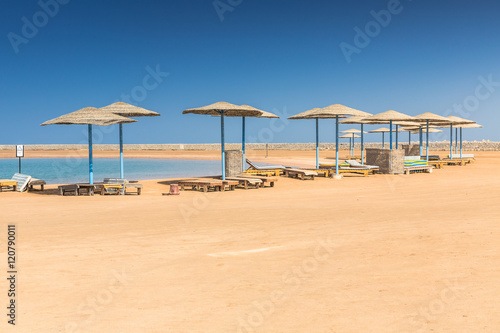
<box><xmin>0</xmin><ymin>150</ymin><xmax>499</xmax><ymax>332</ymax></box>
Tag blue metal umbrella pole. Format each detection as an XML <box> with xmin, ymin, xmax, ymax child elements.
<box><xmin>349</xmin><ymin>134</ymin><xmax>352</xmax><ymax>154</ymax></box>
<box><xmin>455</xmin><ymin>128</ymin><xmax>458</xmax><ymax>154</ymax></box>
<box><xmin>389</xmin><ymin>120</ymin><xmax>393</xmax><ymax>149</ymax></box>
<box><xmin>242</xmin><ymin>116</ymin><xmax>246</xmax><ymax>171</ymax></box>
<box><xmin>449</xmin><ymin>123</ymin><xmax>453</xmax><ymax>160</ymax></box>
<box><xmin>382</xmin><ymin>132</ymin><xmax>385</xmax><ymax>148</ymax></box>
<box><xmin>335</xmin><ymin>116</ymin><xmax>339</xmax><ymax>176</ymax></box>
<box><xmin>460</xmin><ymin>127</ymin><xmax>463</xmax><ymax>158</ymax></box>
<box><xmin>419</xmin><ymin>127</ymin><xmax>423</xmax><ymax>156</ymax></box>
<box><xmin>426</xmin><ymin>120</ymin><xmax>430</xmax><ymax>162</ymax></box>
<box><xmin>88</xmin><ymin>124</ymin><xmax>94</xmax><ymax>184</ymax></box>
<box><xmin>360</xmin><ymin>124</ymin><xmax>364</xmax><ymax>165</ymax></box>
<box><xmin>221</xmin><ymin>111</ymin><xmax>226</xmax><ymax>180</ymax></box>
<box><xmin>408</xmin><ymin>131</ymin><xmax>411</xmax><ymax>145</ymax></box>
<box><xmin>395</xmin><ymin>124</ymin><xmax>399</xmax><ymax>149</ymax></box>
<box><xmin>119</xmin><ymin>123</ymin><xmax>124</xmax><ymax>179</ymax></box>
<box><xmin>315</xmin><ymin>118</ymin><xmax>319</xmax><ymax>169</ymax></box>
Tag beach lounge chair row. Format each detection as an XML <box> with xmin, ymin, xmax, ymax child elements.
<box><xmin>0</xmin><ymin>174</ymin><xmax>46</xmax><ymax>192</ymax></box>
<box><xmin>58</xmin><ymin>179</ymin><xmax>143</xmax><ymax>196</ymax></box>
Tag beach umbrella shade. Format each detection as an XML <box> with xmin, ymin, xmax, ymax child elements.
<box><xmin>99</xmin><ymin>102</ymin><xmax>160</xmax><ymax>179</ymax></box>
<box><xmin>451</xmin><ymin>122</ymin><xmax>482</xmax><ymax>158</ymax></box>
<box><xmin>363</xmin><ymin>110</ymin><xmax>416</xmax><ymax>150</ymax></box>
<box><xmin>392</xmin><ymin>121</ymin><xmax>421</xmax><ymax>148</ymax></box>
<box><xmin>440</xmin><ymin>116</ymin><xmax>476</xmax><ymax>159</ymax></box>
<box><xmin>339</xmin><ymin>126</ymin><xmax>370</xmax><ymax>159</ymax></box>
<box><xmin>288</xmin><ymin>104</ymin><xmax>368</xmax><ymax>175</ymax></box>
<box><xmin>412</xmin><ymin>113</ymin><xmax>452</xmax><ymax>161</ymax></box>
<box><xmin>183</xmin><ymin>102</ymin><xmax>264</xmax><ymax>179</ymax></box>
<box><xmin>210</xmin><ymin>104</ymin><xmax>278</xmax><ymax>171</ymax></box>
<box><xmin>368</xmin><ymin>127</ymin><xmax>400</xmax><ymax>149</ymax></box>
<box><xmin>288</xmin><ymin>108</ymin><xmax>327</xmax><ymax>169</ymax></box>
<box><xmin>240</xmin><ymin>106</ymin><xmax>279</xmax><ymax>170</ymax></box>
<box><xmin>41</xmin><ymin>107</ymin><xmax>137</xmax><ymax>184</ymax></box>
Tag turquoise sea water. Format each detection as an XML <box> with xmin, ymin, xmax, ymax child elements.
<box><xmin>0</xmin><ymin>158</ymin><xmax>221</xmax><ymax>184</ymax></box>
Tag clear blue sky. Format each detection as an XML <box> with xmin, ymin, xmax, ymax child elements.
<box><xmin>1</xmin><ymin>0</ymin><xmax>499</xmax><ymax>145</ymax></box>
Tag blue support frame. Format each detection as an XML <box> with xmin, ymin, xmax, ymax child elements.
<box><xmin>119</xmin><ymin>123</ymin><xmax>124</xmax><ymax>179</ymax></box>
<box><xmin>389</xmin><ymin>120</ymin><xmax>393</xmax><ymax>149</ymax></box>
<box><xmin>221</xmin><ymin>111</ymin><xmax>225</xmax><ymax>180</ymax></box>
<box><xmin>360</xmin><ymin>124</ymin><xmax>364</xmax><ymax>165</ymax></box>
<box><xmin>426</xmin><ymin>120</ymin><xmax>430</xmax><ymax>162</ymax></box>
<box><xmin>315</xmin><ymin>118</ymin><xmax>319</xmax><ymax>169</ymax></box>
<box><xmin>242</xmin><ymin>116</ymin><xmax>246</xmax><ymax>171</ymax></box>
<box><xmin>449</xmin><ymin>123</ymin><xmax>453</xmax><ymax>160</ymax></box>
<box><xmin>88</xmin><ymin>124</ymin><xmax>94</xmax><ymax>184</ymax></box>
<box><xmin>335</xmin><ymin>116</ymin><xmax>339</xmax><ymax>176</ymax></box>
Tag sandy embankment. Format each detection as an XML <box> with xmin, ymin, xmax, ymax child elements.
<box><xmin>0</xmin><ymin>151</ymin><xmax>499</xmax><ymax>332</ymax></box>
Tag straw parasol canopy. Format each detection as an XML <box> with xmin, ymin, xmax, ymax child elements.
<box><xmin>340</xmin><ymin>133</ymin><xmax>360</xmax><ymax>138</ymax></box>
<box><xmin>41</xmin><ymin>107</ymin><xmax>137</xmax><ymax>126</ymax></box>
<box><xmin>340</xmin><ymin>129</ymin><xmax>367</xmax><ymax>134</ymax></box>
<box><xmin>182</xmin><ymin>101</ymin><xmax>271</xmax><ymax>179</ymax></box>
<box><xmin>183</xmin><ymin>101</ymin><xmax>264</xmax><ymax>117</ymax></box>
<box><xmin>339</xmin><ymin>115</ymin><xmax>371</xmax><ymax>124</ymax></box>
<box><xmin>287</xmin><ymin>108</ymin><xmax>325</xmax><ymax>119</ymax></box>
<box><xmin>412</xmin><ymin>112</ymin><xmax>451</xmax><ymax>124</ymax></box>
<box><xmin>363</xmin><ymin>110</ymin><xmax>416</xmax><ymax>123</ymax></box>
<box><xmin>99</xmin><ymin>102</ymin><xmax>160</xmax><ymax>117</ymax></box>
<box><xmin>315</xmin><ymin>104</ymin><xmax>369</xmax><ymax>117</ymax></box>
<box><xmin>368</xmin><ymin>127</ymin><xmax>400</xmax><ymax>133</ymax></box>
<box><xmin>445</xmin><ymin>116</ymin><xmax>475</xmax><ymax>125</ymax></box>
<box><xmin>403</xmin><ymin>127</ymin><xmax>443</xmax><ymax>133</ymax></box>
<box><xmin>98</xmin><ymin>102</ymin><xmax>160</xmax><ymax>179</ymax></box>
<box><xmin>41</xmin><ymin>107</ymin><xmax>137</xmax><ymax>185</ymax></box>
<box><xmin>455</xmin><ymin>123</ymin><xmax>482</xmax><ymax>129</ymax></box>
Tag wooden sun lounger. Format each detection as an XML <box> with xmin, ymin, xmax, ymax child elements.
<box><xmin>101</xmin><ymin>178</ymin><xmax>143</xmax><ymax>195</ymax></box>
<box><xmin>245</xmin><ymin>159</ymin><xmax>285</xmax><ymax>176</ymax></box>
<box><xmin>28</xmin><ymin>178</ymin><xmax>46</xmax><ymax>191</ymax></box>
<box><xmin>442</xmin><ymin>159</ymin><xmax>467</xmax><ymax>166</ymax></box>
<box><xmin>337</xmin><ymin>168</ymin><xmax>374</xmax><ymax>177</ymax></box>
<box><xmin>58</xmin><ymin>184</ymin><xmax>96</xmax><ymax>196</ymax></box>
<box><xmin>178</xmin><ymin>179</ymin><xmax>239</xmax><ymax>192</ymax></box>
<box><xmin>283</xmin><ymin>168</ymin><xmax>318</xmax><ymax>180</ymax></box>
<box><xmin>225</xmin><ymin>176</ymin><xmax>263</xmax><ymax>189</ymax></box>
<box><xmin>427</xmin><ymin>160</ymin><xmax>446</xmax><ymax>169</ymax></box>
<box><xmin>238</xmin><ymin>174</ymin><xmax>278</xmax><ymax>187</ymax></box>
<box><xmin>303</xmin><ymin>169</ymin><xmax>330</xmax><ymax>177</ymax></box>
<box><xmin>0</xmin><ymin>179</ymin><xmax>17</xmax><ymax>192</ymax></box>
<box><xmin>404</xmin><ymin>166</ymin><xmax>433</xmax><ymax>175</ymax></box>
<box><xmin>243</xmin><ymin>169</ymin><xmax>282</xmax><ymax>177</ymax></box>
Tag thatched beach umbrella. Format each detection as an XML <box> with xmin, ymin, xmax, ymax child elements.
<box><xmin>288</xmin><ymin>108</ymin><xmax>325</xmax><ymax>169</ymax></box>
<box><xmin>210</xmin><ymin>104</ymin><xmax>278</xmax><ymax>171</ymax></box>
<box><xmin>368</xmin><ymin>127</ymin><xmax>399</xmax><ymax>148</ymax></box>
<box><xmin>413</xmin><ymin>113</ymin><xmax>451</xmax><ymax>161</ymax></box>
<box><xmin>240</xmin><ymin>106</ymin><xmax>279</xmax><ymax>169</ymax></box>
<box><xmin>441</xmin><ymin>116</ymin><xmax>476</xmax><ymax>159</ymax></box>
<box><xmin>41</xmin><ymin>107</ymin><xmax>137</xmax><ymax>184</ymax></box>
<box><xmin>183</xmin><ymin>102</ymin><xmax>264</xmax><ymax>179</ymax></box>
<box><xmin>339</xmin><ymin>131</ymin><xmax>362</xmax><ymax>155</ymax></box>
<box><xmin>289</xmin><ymin>104</ymin><xmax>367</xmax><ymax>176</ymax></box>
<box><xmin>339</xmin><ymin>115</ymin><xmax>372</xmax><ymax>164</ymax></box>
<box><xmin>363</xmin><ymin>110</ymin><xmax>416</xmax><ymax>149</ymax></box>
<box><xmin>392</xmin><ymin>121</ymin><xmax>420</xmax><ymax>148</ymax></box>
<box><xmin>451</xmin><ymin>122</ymin><xmax>482</xmax><ymax>158</ymax></box>
<box><xmin>100</xmin><ymin>102</ymin><xmax>160</xmax><ymax>179</ymax></box>
<box><xmin>340</xmin><ymin>128</ymin><xmax>368</xmax><ymax>157</ymax></box>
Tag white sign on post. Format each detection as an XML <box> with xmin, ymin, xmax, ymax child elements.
<box><xmin>16</xmin><ymin>145</ymin><xmax>24</xmax><ymax>158</ymax></box>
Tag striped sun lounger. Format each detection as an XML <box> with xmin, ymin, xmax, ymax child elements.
<box><xmin>404</xmin><ymin>159</ymin><xmax>433</xmax><ymax>174</ymax></box>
